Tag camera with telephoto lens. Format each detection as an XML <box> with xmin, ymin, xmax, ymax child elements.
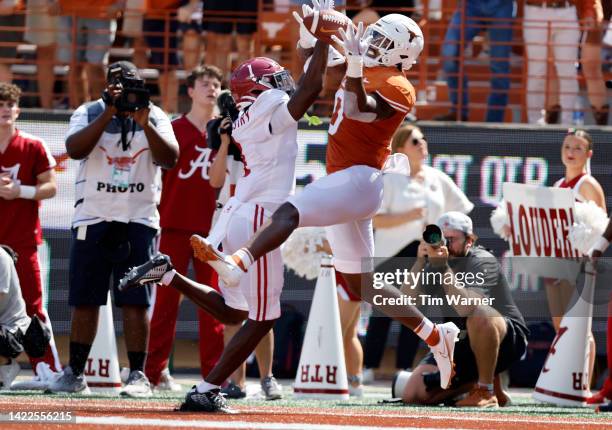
<box><xmin>423</xmin><ymin>224</ymin><xmax>446</xmax><ymax>247</ymax></box>
<box><xmin>206</xmin><ymin>90</ymin><xmax>242</xmax><ymax>161</ymax></box>
<box><xmin>106</xmin><ymin>65</ymin><xmax>150</xmax><ymax>112</ymax></box>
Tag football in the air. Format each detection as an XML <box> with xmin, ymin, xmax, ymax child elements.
<box><xmin>303</xmin><ymin>10</ymin><xmax>354</xmax><ymax>44</ymax></box>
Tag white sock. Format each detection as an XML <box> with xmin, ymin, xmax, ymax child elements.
<box><xmin>234</xmin><ymin>248</ymin><xmax>254</xmax><ymax>271</ymax></box>
<box><xmin>414</xmin><ymin>318</ymin><xmax>434</xmax><ymax>342</ymax></box>
<box><xmin>160</xmin><ymin>269</ymin><xmax>176</xmax><ymax>286</ymax></box>
<box><xmin>196</xmin><ymin>380</ymin><xmax>220</xmax><ymax>393</ymax></box>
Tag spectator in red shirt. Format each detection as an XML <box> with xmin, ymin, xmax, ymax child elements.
<box><xmin>0</xmin><ymin>83</ymin><xmax>61</xmax><ymax>374</ymax></box>
<box><xmin>145</xmin><ymin>65</ymin><xmax>226</xmax><ymax>390</ymax></box>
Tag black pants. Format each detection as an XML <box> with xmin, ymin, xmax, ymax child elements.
<box><xmin>364</xmin><ymin>241</ymin><xmax>421</xmax><ymax>369</ymax></box>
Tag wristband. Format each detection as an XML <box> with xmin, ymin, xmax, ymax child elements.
<box><xmin>18</xmin><ymin>185</ymin><xmax>36</xmax><ymax>200</ymax></box>
<box><xmin>346</xmin><ymin>56</ymin><xmax>363</xmax><ymax>78</ymax></box>
<box><xmin>591</xmin><ymin>236</ymin><xmax>610</xmax><ymax>254</ymax></box>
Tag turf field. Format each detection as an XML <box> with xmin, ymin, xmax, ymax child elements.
<box><xmin>0</xmin><ymin>373</ymin><xmax>609</xmax><ymax>429</ymax></box>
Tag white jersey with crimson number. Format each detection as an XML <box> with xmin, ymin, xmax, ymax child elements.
<box><xmin>232</xmin><ymin>89</ymin><xmax>298</xmax><ymax>205</ymax></box>
<box><xmin>217</xmin><ymin>88</ymin><xmax>297</xmax><ymax>321</ymax></box>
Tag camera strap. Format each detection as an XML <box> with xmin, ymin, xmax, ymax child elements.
<box><xmin>119</xmin><ymin>117</ymin><xmax>136</xmax><ymax>151</ymax></box>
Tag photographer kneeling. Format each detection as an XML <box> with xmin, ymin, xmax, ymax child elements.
<box><xmin>395</xmin><ymin>212</ymin><xmax>528</xmax><ymax>408</ymax></box>
<box><xmin>0</xmin><ymin>246</ymin><xmax>51</xmax><ymax>389</ymax></box>
<box><xmin>47</xmin><ymin>61</ymin><xmax>179</xmax><ymax>396</ymax></box>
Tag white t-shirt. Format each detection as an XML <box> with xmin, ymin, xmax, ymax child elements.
<box><xmin>374</xmin><ymin>165</ymin><xmax>474</xmax><ymax>259</ymax></box>
<box><xmin>67</xmin><ymin>100</ymin><xmax>178</xmax><ymax>229</ymax></box>
<box><xmin>0</xmin><ymin>248</ymin><xmax>30</xmax><ymax>334</ymax></box>
<box><xmin>232</xmin><ymin>89</ymin><xmax>298</xmax><ymax>206</ymax></box>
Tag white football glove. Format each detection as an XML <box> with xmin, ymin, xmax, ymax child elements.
<box><xmin>293</xmin><ymin>4</ymin><xmax>317</xmax><ymax>49</ymax></box>
<box><xmin>331</xmin><ymin>21</ymin><xmax>372</xmax><ymax>78</ymax></box>
<box><xmin>332</xmin><ymin>21</ymin><xmax>371</xmax><ymax>59</ymax></box>
<box><xmin>312</xmin><ymin>0</ymin><xmax>335</xmax><ymax>12</ymax></box>
<box><xmin>293</xmin><ymin>1</ymin><xmax>335</xmax><ymax>50</ymax></box>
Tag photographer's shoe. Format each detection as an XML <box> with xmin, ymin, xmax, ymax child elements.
<box><xmin>118</xmin><ymin>254</ymin><xmax>173</xmax><ymax>291</ymax></box>
<box><xmin>46</xmin><ymin>366</ymin><xmax>90</xmax><ymax>394</ymax></box>
<box><xmin>190</xmin><ymin>235</ymin><xmax>244</xmax><ymax>288</ymax></box>
<box><xmin>430</xmin><ymin>322</ymin><xmax>460</xmax><ymax>389</ymax></box>
<box><xmin>120</xmin><ymin>370</ymin><xmax>152</xmax><ymax>398</ymax></box>
<box><xmin>0</xmin><ymin>359</ymin><xmax>20</xmax><ymax>390</ymax></box>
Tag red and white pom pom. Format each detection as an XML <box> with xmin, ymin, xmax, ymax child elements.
<box><xmin>490</xmin><ymin>201</ymin><xmax>511</xmax><ymax>241</ymax></box>
<box><xmin>568</xmin><ymin>200</ymin><xmax>609</xmax><ymax>255</ymax></box>
<box><xmin>281</xmin><ymin>227</ymin><xmax>328</xmax><ymax>280</ymax></box>
<box><xmin>302</xmin><ymin>9</ymin><xmax>354</xmax><ymax>44</ymax></box>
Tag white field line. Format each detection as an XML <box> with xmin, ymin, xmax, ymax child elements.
<box><xmin>77</xmin><ymin>416</ymin><xmax>458</xmax><ymax>430</ymax></box>
<box><xmin>0</xmin><ymin>398</ymin><xmax>605</xmax><ymax>427</ymax></box>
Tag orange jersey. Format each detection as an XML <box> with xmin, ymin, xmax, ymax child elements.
<box><xmin>326</xmin><ymin>67</ymin><xmax>415</xmax><ymax>174</ymax></box>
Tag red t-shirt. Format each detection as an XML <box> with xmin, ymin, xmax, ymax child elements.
<box><xmin>159</xmin><ymin>115</ymin><xmax>218</xmax><ymax>234</ymax></box>
<box><xmin>0</xmin><ymin>129</ymin><xmax>56</xmax><ymax>249</ymax></box>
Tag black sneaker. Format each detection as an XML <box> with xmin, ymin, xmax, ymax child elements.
<box><xmin>221</xmin><ymin>381</ymin><xmax>247</xmax><ymax>399</ymax></box>
<box><xmin>118</xmin><ymin>254</ymin><xmax>173</xmax><ymax>291</ymax></box>
<box><xmin>179</xmin><ymin>386</ymin><xmax>232</xmax><ymax>412</ymax></box>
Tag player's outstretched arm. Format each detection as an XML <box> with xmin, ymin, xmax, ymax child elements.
<box><xmin>286</xmin><ymin>39</ymin><xmax>329</xmax><ymax>121</ymax></box>
<box><xmin>332</xmin><ymin>22</ymin><xmax>395</xmax><ymax>122</ymax></box>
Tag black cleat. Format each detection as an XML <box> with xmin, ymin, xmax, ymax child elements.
<box><xmin>221</xmin><ymin>381</ymin><xmax>247</xmax><ymax>399</ymax></box>
<box><xmin>118</xmin><ymin>254</ymin><xmax>173</xmax><ymax>291</ymax></box>
<box><xmin>179</xmin><ymin>387</ymin><xmax>233</xmax><ymax>413</ymax></box>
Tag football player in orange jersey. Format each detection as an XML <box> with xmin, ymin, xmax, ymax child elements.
<box><xmin>193</xmin><ymin>10</ymin><xmax>461</xmax><ymax>390</ymax></box>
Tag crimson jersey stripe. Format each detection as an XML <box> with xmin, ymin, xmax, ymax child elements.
<box><xmin>260</xmin><ymin>208</ymin><xmax>267</xmax><ymax>321</ymax></box>
<box><xmin>254</xmin><ymin>205</ymin><xmax>261</xmax><ymax>320</ymax></box>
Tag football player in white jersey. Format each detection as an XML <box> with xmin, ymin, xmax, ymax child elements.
<box><xmin>119</xmin><ymin>0</ymin><xmax>334</xmax><ymax>412</ymax></box>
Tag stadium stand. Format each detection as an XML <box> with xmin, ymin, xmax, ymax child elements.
<box><xmin>0</xmin><ymin>1</ymin><xmax>607</xmax><ymax>123</ymax></box>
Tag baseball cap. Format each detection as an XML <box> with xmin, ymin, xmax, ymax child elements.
<box><xmin>106</xmin><ymin>61</ymin><xmax>140</xmax><ymax>82</ymax></box>
<box><xmin>437</xmin><ymin>211</ymin><xmax>473</xmax><ymax>235</ymax></box>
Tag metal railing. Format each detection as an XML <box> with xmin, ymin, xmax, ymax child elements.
<box><xmin>0</xmin><ymin>2</ymin><xmax>609</xmax><ymax>123</ymax></box>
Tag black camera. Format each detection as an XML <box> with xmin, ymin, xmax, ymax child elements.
<box><xmin>106</xmin><ymin>65</ymin><xmax>150</xmax><ymax>112</ymax></box>
<box><xmin>423</xmin><ymin>224</ymin><xmax>446</xmax><ymax>247</ymax></box>
<box><xmin>206</xmin><ymin>90</ymin><xmax>242</xmax><ymax>161</ymax></box>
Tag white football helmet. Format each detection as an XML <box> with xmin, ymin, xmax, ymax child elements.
<box><xmin>363</xmin><ymin>14</ymin><xmax>424</xmax><ymax>71</ymax></box>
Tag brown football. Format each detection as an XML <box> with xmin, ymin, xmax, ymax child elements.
<box><xmin>302</xmin><ymin>10</ymin><xmax>354</xmax><ymax>44</ymax></box>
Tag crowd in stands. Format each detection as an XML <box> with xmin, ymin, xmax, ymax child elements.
<box><xmin>0</xmin><ymin>1</ymin><xmax>610</xmax><ymax>122</ymax></box>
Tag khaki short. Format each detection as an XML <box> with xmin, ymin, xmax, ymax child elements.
<box><xmin>24</xmin><ymin>0</ymin><xmax>59</xmax><ymax>46</ymax></box>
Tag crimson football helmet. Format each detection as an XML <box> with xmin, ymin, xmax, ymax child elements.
<box><xmin>230</xmin><ymin>57</ymin><xmax>295</xmax><ymax>109</ymax></box>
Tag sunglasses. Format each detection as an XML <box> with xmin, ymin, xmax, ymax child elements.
<box><xmin>410</xmin><ymin>136</ymin><xmax>427</xmax><ymax>145</ymax></box>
